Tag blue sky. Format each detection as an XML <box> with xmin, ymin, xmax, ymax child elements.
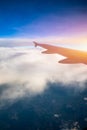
<box><xmin>0</xmin><ymin>0</ymin><xmax>87</xmax><ymax>38</ymax></box>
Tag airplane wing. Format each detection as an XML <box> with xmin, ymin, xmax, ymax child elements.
<box><xmin>33</xmin><ymin>41</ymin><xmax>87</xmax><ymax>64</ymax></box>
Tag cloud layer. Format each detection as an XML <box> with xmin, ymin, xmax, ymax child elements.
<box><xmin>0</xmin><ymin>46</ymin><xmax>87</xmax><ymax>103</ymax></box>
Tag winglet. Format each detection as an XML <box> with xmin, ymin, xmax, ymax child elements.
<box><xmin>33</xmin><ymin>41</ymin><xmax>38</xmax><ymax>47</ymax></box>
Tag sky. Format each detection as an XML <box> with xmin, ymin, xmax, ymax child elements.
<box><xmin>0</xmin><ymin>0</ymin><xmax>87</xmax><ymax>48</ymax></box>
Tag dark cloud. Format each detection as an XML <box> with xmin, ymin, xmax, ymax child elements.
<box><xmin>0</xmin><ymin>83</ymin><xmax>87</xmax><ymax>129</ymax></box>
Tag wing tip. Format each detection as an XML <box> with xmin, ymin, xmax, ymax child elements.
<box><xmin>33</xmin><ymin>41</ymin><xmax>38</xmax><ymax>47</ymax></box>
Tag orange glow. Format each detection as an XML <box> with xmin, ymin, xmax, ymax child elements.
<box><xmin>34</xmin><ymin>42</ymin><xmax>87</xmax><ymax>64</ymax></box>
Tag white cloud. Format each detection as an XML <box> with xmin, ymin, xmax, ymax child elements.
<box><xmin>84</xmin><ymin>97</ymin><xmax>87</xmax><ymax>101</ymax></box>
<box><xmin>60</xmin><ymin>121</ymin><xmax>80</xmax><ymax>130</ymax></box>
<box><xmin>0</xmin><ymin>46</ymin><xmax>87</xmax><ymax>102</ymax></box>
<box><xmin>0</xmin><ymin>37</ymin><xmax>87</xmax><ymax>51</ymax></box>
<box><xmin>84</xmin><ymin>118</ymin><xmax>87</xmax><ymax>122</ymax></box>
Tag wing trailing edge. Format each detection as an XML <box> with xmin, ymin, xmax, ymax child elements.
<box><xmin>42</xmin><ymin>50</ymin><xmax>54</xmax><ymax>54</ymax></box>
<box><xmin>59</xmin><ymin>58</ymin><xmax>80</xmax><ymax>64</ymax></box>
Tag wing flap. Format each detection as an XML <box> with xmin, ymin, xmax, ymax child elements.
<box><xmin>42</xmin><ymin>50</ymin><xmax>54</xmax><ymax>54</ymax></box>
<box><xmin>59</xmin><ymin>58</ymin><xmax>79</xmax><ymax>64</ymax></box>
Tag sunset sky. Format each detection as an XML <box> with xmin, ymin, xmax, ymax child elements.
<box><xmin>0</xmin><ymin>0</ymin><xmax>87</xmax><ymax>49</ymax></box>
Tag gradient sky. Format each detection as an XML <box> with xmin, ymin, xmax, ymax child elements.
<box><xmin>0</xmin><ymin>0</ymin><xmax>87</xmax><ymax>47</ymax></box>
<box><xmin>0</xmin><ymin>2</ymin><xmax>87</xmax><ymax>129</ymax></box>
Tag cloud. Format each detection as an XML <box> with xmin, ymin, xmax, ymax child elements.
<box><xmin>84</xmin><ymin>97</ymin><xmax>87</xmax><ymax>101</ymax></box>
<box><xmin>0</xmin><ymin>37</ymin><xmax>87</xmax><ymax>51</ymax></box>
<box><xmin>60</xmin><ymin>121</ymin><xmax>80</xmax><ymax>130</ymax></box>
<box><xmin>0</xmin><ymin>38</ymin><xmax>33</xmax><ymax>47</ymax></box>
<box><xmin>0</xmin><ymin>46</ymin><xmax>87</xmax><ymax>105</ymax></box>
